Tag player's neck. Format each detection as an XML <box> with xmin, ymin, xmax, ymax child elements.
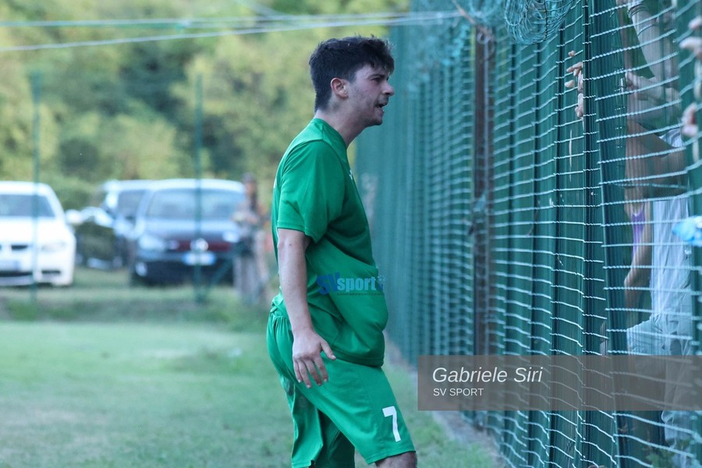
<box><xmin>313</xmin><ymin>109</ymin><xmax>363</xmax><ymax>147</ymax></box>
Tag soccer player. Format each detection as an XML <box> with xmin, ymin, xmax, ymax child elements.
<box><xmin>266</xmin><ymin>36</ymin><xmax>417</xmax><ymax>467</ymax></box>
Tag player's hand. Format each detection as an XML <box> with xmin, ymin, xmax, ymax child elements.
<box><xmin>291</xmin><ymin>329</ymin><xmax>336</xmax><ymax>388</ymax></box>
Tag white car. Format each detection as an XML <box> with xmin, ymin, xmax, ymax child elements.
<box><xmin>0</xmin><ymin>181</ymin><xmax>76</xmax><ymax>286</ymax></box>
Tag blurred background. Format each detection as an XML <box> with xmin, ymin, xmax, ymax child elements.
<box><xmin>0</xmin><ymin>0</ymin><xmax>411</xmax><ymax>298</ymax></box>
<box><xmin>0</xmin><ymin>1</ymin><xmax>502</xmax><ymax>467</ymax></box>
<box><xmin>3</xmin><ymin>0</ymin><xmax>702</xmax><ymax>467</ymax></box>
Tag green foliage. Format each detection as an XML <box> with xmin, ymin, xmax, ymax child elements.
<box><xmin>0</xmin><ymin>33</ymin><xmax>36</xmax><ymax>181</ymax></box>
<box><xmin>0</xmin><ymin>0</ymin><xmax>407</xmax><ymax>209</ymax></box>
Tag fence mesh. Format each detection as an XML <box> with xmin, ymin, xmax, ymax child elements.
<box><xmin>356</xmin><ymin>0</ymin><xmax>702</xmax><ymax>466</ymax></box>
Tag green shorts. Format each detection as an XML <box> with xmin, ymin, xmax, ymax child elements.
<box><xmin>267</xmin><ymin>309</ymin><xmax>415</xmax><ymax>468</ymax></box>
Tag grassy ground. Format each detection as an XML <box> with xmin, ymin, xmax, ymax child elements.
<box><xmin>0</xmin><ymin>268</ymin><xmax>499</xmax><ymax>467</ymax></box>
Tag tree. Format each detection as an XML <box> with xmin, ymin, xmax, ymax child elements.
<box><xmin>0</xmin><ymin>0</ymin><xmax>408</xmax><ymax>208</ymax></box>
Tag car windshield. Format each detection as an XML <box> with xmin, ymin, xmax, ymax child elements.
<box><xmin>145</xmin><ymin>189</ymin><xmax>242</xmax><ymax>221</ymax></box>
<box><xmin>0</xmin><ymin>194</ymin><xmax>56</xmax><ymax>218</ymax></box>
<box><xmin>117</xmin><ymin>190</ymin><xmax>147</xmax><ymax>218</ymax></box>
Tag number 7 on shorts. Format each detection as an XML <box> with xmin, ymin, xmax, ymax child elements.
<box><xmin>382</xmin><ymin>406</ymin><xmax>401</xmax><ymax>442</ymax></box>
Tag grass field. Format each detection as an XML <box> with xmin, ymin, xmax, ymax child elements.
<box><xmin>0</xmin><ymin>268</ymin><xmax>499</xmax><ymax>467</ymax></box>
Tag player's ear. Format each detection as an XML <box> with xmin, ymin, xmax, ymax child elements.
<box><xmin>330</xmin><ymin>78</ymin><xmax>348</xmax><ymax>99</ymax></box>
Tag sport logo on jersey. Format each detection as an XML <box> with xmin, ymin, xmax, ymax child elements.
<box><xmin>316</xmin><ymin>272</ymin><xmax>386</xmax><ymax>295</ymax></box>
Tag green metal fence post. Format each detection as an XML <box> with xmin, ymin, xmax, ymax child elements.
<box><xmin>30</xmin><ymin>72</ymin><xmax>42</xmax><ymax>304</ymax></box>
<box><xmin>193</xmin><ymin>74</ymin><xmax>205</xmax><ymax>304</ymax></box>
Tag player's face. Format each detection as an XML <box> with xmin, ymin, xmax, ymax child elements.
<box><xmin>347</xmin><ymin>64</ymin><xmax>394</xmax><ymax>127</ymax></box>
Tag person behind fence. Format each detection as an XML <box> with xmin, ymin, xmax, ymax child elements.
<box><xmin>618</xmin><ymin>0</ymin><xmax>686</xmax><ymax>327</ymax></box>
<box><xmin>568</xmin><ymin>2</ymin><xmax>696</xmax><ymax>465</ymax></box>
<box><xmin>622</xmin><ymin>1</ymin><xmax>696</xmax><ymax>465</ymax></box>
<box><xmin>618</xmin><ymin>7</ymin><xmax>695</xmax><ymax>467</ymax></box>
<box><xmin>232</xmin><ymin>172</ymin><xmax>267</xmax><ymax>304</ymax></box>
<box><xmin>681</xmin><ymin>15</ymin><xmax>702</xmax><ymax>143</ymax></box>
<box><xmin>266</xmin><ymin>36</ymin><xmax>417</xmax><ymax>467</ymax></box>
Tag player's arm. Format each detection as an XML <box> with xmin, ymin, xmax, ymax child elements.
<box><xmin>277</xmin><ymin>228</ymin><xmax>336</xmax><ymax>388</ymax></box>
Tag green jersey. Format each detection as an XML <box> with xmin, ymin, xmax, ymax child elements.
<box><xmin>270</xmin><ymin>118</ymin><xmax>388</xmax><ymax>366</ymax></box>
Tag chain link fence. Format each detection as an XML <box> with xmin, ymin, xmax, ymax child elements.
<box><xmin>356</xmin><ymin>0</ymin><xmax>702</xmax><ymax>466</ymax></box>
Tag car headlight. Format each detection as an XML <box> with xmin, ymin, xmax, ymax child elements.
<box><xmin>41</xmin><ymin>241</ymin><xmax>68</xmax><ymax>252</ymax></box>
<box><xmin>138</xmin><ymin>233</ymin><xmax>167</xmax><ymax>252</ymax></box>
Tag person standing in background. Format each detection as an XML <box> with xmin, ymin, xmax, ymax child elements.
<box><xmin>232</xmin><ymin>173</ymin><xmax>268</xmax><ymax>304</ymax></box>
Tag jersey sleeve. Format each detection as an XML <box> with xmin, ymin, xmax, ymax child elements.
<box><xmin>276</xmin><ymin>141</ymin><xmax>345</xmax><ymax>243</ymax></box>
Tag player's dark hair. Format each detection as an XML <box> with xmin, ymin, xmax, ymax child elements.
<box><xmin>309</xmin><ymin>36</ymin><xmax>394</xmax><ymax>111</ymax></box>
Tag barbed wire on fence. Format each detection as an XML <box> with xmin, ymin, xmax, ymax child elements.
<box><xmin>503</xmin><ymin>0</ymin><xmax>579</xmax><ymax>44</ymax></box>
<box><xmin>457</xmin><ymin>0</ymin><xmax>505</xmax><ymax>27</ymax></box>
